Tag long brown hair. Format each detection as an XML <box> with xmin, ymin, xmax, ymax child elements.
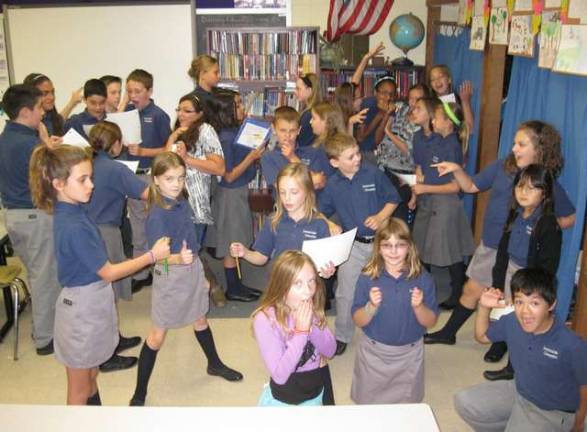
<box><xmin>174</xmin><ymin>93</ymin><xmax>206</xmax><ymax>153</ymax></box>
<box><xmin>362</xmin><ymin>218</ymin><xmax>422</xmax><ymax>280</ymax></box>
<box><xmin>299</xmin><ymin>73</ymin><xmax>321</xmax><ymax>112</ymax></box>
<box><xmin>311</xmin><ymin>102</ymin><xmax>347</xmax><ymax>149</ymax></box>
<box><xmin>334</xmin><ymin>82</ymin><xmax>354</xmax><ymax>125</ymax></box>
<box><xmin>23</xmin><ymin>73</ymin><xmax>64</xmax><ymax>136</ymax></box>
<box><xmin>147</xmin><ymin>152</ymin><xmax>186</xmax><ymax>211</ymax></box>
<box><xmin>252</xmin><ymin>250</ymin><xmax>326</xmax><ymax>335</ymax></box>
<box><xmin>29</xmin><ymin>144</ymin><xmax>92</xmax><ymax>214</ymax></box>
<box><xmin>88</xmin><ymin>121</ymin><xmax>122</xmax><ymax>155</ymax></box>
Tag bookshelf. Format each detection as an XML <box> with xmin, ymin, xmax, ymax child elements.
<box><xmin>320</xmin><ymin>65</ymin><xmax>425</xmax><ymax>101</ymax></box>
<box><xmin>207</xmin><ymin>26</ymin><xmax>320</xmax><ymax>118</ymax></box>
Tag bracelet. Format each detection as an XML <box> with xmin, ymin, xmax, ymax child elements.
<box><xmin>293</xmin><ymin>328</ymin><xmax>309</xmax><ymax>335</ymax></box>
<box><xmin>148</xmin><ymin>251</ymin><xmax>155</xmax><ymax>264</ymax></box>
<box><xmin>365</xmin><ymin>301</ymin><xmax>378</xmax><ymax>317</ymax></box>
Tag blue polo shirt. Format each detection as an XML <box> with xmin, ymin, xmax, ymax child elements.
<box><xmin>296</xmin><ymin>110</ymin><xmax>316</xmax><ymax>148</ymax></box>
<box><xmin>413</xmin><ymin>130</ymin><xmax>462</xmax><ymax>186</ymax></box>
<box><xmin>507</xmin><ymin>207</ymin><xmax>543</xmax><ymax>267</ymax></box>
<box><xmin>146</xmin><ymin>197</ymin><xmax>199</xmax><ymax>253</ymax></box>
<box><xmin>191</xmin><ymin>86</ymin><xmax>215</xmax><ymax>105</ymax></box>
<box><xmin>64</xmin><ymin>110</ymin><xmax>104</xmax><ymax>139</ymax></box>
<box><xmin>53</xmin><ymin>201</ymin><xmax>109</xmax><ymax>287</ymax></box>
<box><xmin>260</xmin><ymin>145</ymin><xmax>332</xmax><ymax>188</ymax></box>
<box><xmin>487</xmin><ymin>313</ymin><xmax>587</xmax><ymax>411</ymax></box>
<box><xmin>125</xmin><ymin>100</ymin><xmax>171</xmax><ymax>169</ymax></box>
<box><xmin>352</xmin><ymin>270</ymin><xmax>438</xmax><ymax>346</ymax></box>
<box><xmin>319</xmin><ymin>162</ymin><xmax>401</xmax><ymax>237</ymax></box>
<box><xmin>0</xmin><ymin>122</ymin><xmax>40</xmax><ymax>209</ymax></box>
<box><xmin>42</xmin><ymin>115</ymin><xmax>57</xmax><ymax>136</ymax></box>
<box><xmin>85</xmin><ymin>151</ymin><xmax>147</xmax><ymax>226</ymax></box>
<box><xmin>218</xmin><ymin>127</ymin><xmax>257</xmax><ymax>189</ymax></box>
<box><xmin>473</xmin><ymin>159</ymin><xmax>575</xmax><ymax>248</ymax></box>
<box><xmin>253</xmin><ymin>214</ymin><xmax>330</xmax><ymax>260</ymax></box>
<box><xmin>358</xmin><ymin>96</ymin><xmax>379</xmax><ymax>153</ymax></box>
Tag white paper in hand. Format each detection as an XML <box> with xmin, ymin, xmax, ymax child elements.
<box><xmin>302</xmin><ymin>228</ymin><xmax>357</xmax><ymax>270</ymax></box>
<box><xmin>489</xmin><ymin>304</ymin><xmax>515</xmax><ymax>321</ymax></box>
<box><xmin>115</xmin><ymin>160</ymin><xmax>140</xmax><ymax>173</ymax></box>
<box><xmin>236</xmin><ymin>119</ymin><xmax>271</xmax><ymax>149</ymax></box>
<box><xmin>106</xmin><ymin>110</ymin><xmax>142</xmax><ymax>145</ymax></box>
<box><xmin>394</xmin><ymin>172</ymin><xmax>417</xmax><ymax>186</ymax></box>
<box><xmin>439</xmin><ymin>93</ymin><xmax>457</xmax><ymax>104</ymax></box>
<box><xmin>62</xmin><ymin>128</ymin><xmax>90</xmax><ymax>148</ymax></box>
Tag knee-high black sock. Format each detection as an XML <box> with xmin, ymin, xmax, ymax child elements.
<box><xmin>447</xmin><ymin>261</ymin><xmax>467</xmax><ymax>304</ymax></box>
<box><xmin>434</xmin><ymin>302</ymin><xmax>475</xmax><ymax>338</ymax></box>
<box><xmin>132</xmin><ymin>342</ymin><xmax>158</xmax><ymax>402</ymax></box>
<box><xmin>86</xmin><ymin>390</ymin><xmax>101</xmax><ymax>406</ymax></box>
<box><xmin>195</xmin><ymin>327</ymin><xmax>223</xmax><ymax>368</ymax></box>
<box><xmin>224</xmin><ymin>267</ymin><xmax>241</xmax><ymax>296</ymax></box>
<box><xmin>321</xmin><ymin>365</ymin><xmax>335</xmax><ymax>406</ymax></box>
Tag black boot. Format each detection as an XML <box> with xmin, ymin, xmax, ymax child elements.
<box><xmin>483</xmin><ymin>359</ymin><xmax>514</xmax><ymax>381</ymax></box>
<box><xmin>424</xmin><ymin>302</ymin><xmax>475</xmax><ymax>345</ymax></box>
<box><xmin>440</xmin><ymin>262</ymin><xmax>466</xmax><ymax>310</ymax></box>
<box><xmin>195</xmin><ymin>327</ymin><xmax>243</xmax><ymax>382</ymax></box>
<box><xmin>130</xmin><ymin>342</ymin><xmax>158</xmax><ymax>406</ymax></box>
<box><xmin>483</xmin><ymin>341</ymin><xmax>508</xmax><ymax>363</ymax></box>
<box><xmin>86</xmin><ymin>390</ymin><xmax>101</xmax><ymax>406</ymax></box>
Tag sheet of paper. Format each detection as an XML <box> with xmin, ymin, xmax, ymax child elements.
<box><xmin>61</xmin><ymin>128</ymin><xmax>90</xmax><ymax>148</ymax></box>
<box><xmin>439</xmin><ymin>93</ymin><xmax>457</xmax><ymax>104</ymax></box>
<box><xmin>106</xmin><ymin>110</ymin><xmax>142</xmax><ymax>145</ymax></box>
<box><xmin>569</xmin><ymin>0</ymin><xmax>587</xmax><ymax>23</ymax></box>
<box><xmin>492</xmin><ymin>0</ymin><xmax>506</xmax><ymax>7</ymax></box>
<box><xmin>236</xmin><ymin>120</ymin><xmax>271</xmax><ymax>149</ymax></box>
<box><xmin>490</xmin><ymin>304</ymin><xmax>515</xmax><ymax>321</ymax></box>
<box><xmin>114</xmin><ymin>160</ymin><xmax>140</xmax><ymax>173</ymax></box>
<box><xmin>82</xmin><ymin>124</ymin><xmax>95</xmax><ymax>137</ymax></box>
<box><xmin>474</xmin><ymin>0</ymin><xmax>484</xmax><ymax>17</ymax></box>
<box><xmin>302</xmin><ymin>228</ymin><xmax>357</xmax><ymax>269</ymax></box>
<box><xmin>514</xmin><ymin>0</ymin><xmax>532</xmax><ymax>11</ymax></box>
<box><xmin>394</xmin><ymin>173</ymin><xmax>417</xmax><ymax>186</ymax></box>
<box><xmin>440</xmin><ymin>4</ymin><xmax>459</xmax><ymax>22</ymax></box>
<box><xmin>545</xmin><ymin>0</ymin><xmax>561</xmax><ymax>8</ymax></box>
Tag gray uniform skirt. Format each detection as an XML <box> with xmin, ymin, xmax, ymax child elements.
<box><xmin>98</xmin><ymin>224</ymin><xmax>131</xmax><ymax>301</ymax></box>
<box><xmin>466</xmin><ymin>241</ymin><xmax>498</xmax><ymax>288</ymax></box>
<box><xmin>207</xmin><ymin>185</ymin><xmax>253</xmax><ymax>258</ymax></box>
<box><xmin>412</xmin><ymin>194</ymin><xmax>475</xmax><ymax>266</ymax></box>
<box><xmin>54</xmin><ymin>280</ymin><xmax>119</xmax><ymax>369</ymax></box>
<box><xmin>351</xmin><ymin>333</ymin><xmax>425</xmax><ymax>404</ymax></box>
<box><xmin>151</xmin><ymin>258</ymin><xmax>209</xmax><ymax>329</ymax></box>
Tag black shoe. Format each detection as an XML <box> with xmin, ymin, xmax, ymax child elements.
<box><xmin>438</xmin><ymin>300</ymin><xmax>457</xmax><ymax>311</ymax></box>
<box><xmin>335</xmin><ymin>340</ymin><xmax>347</xmax><ymax>356</ymax></box>
<box><xmin>129</xmin><ymin>397</ymin><xmax>145</xmax><ymax>406</ymax></box>
<box><xmin>99</xmin><ymin>354</ymin><xmax>138</xmax><ymax>373</ymax></box>
<box><xmin>423</xmin><ymin>332</ymin><xmax>456</xmax><ymax>345</ymax></box>
<box><xmin>131</xmin><ymin>274</ymin><xmax>153</xmax><ymax>294</ymax></box>
<box><xmin>325</xmin><ymin>299</ymin><xmax>332</xmax><ymax>311</ymax></box>
<box><xmin>483</xmin><ymin>365</ymin><xmax>514</xmax><ymax>381</ymax></box>
<box><xmin>246</xmin><ymin>287</ymin><xmax>263</xmax><ymax>297</ymax></box>
<box><xmin>225</xmin><ymin>292</ymin><xmax>257</xmax><ymax>302</ymax></box>
<box><xmin>483</xmin><ymin>342</ymin><xmax>508</xmax><ymax>363</ymax></box>
<box><xmin>207</xmin><ymin>364</ymin><xmax>243</xmax><ymax>382</ymax></box>
<box><xmin>36</xmin><ymin>340</ymin><xmax>54</xmax><ymax>356</ymax></box>
<box><xmin>116</xmin><ymin>335</ymin><xmax>142</xmax><ymax>354</ymax></box>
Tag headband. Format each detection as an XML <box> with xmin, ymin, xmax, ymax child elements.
<box><xmin>374</xmin><ymin>76</ymin><xmax>396</xmax><ymax>90</ymax></box>
<box><xmin>300</xmin><ymin>75</ymin><xmax>313</xmax><ymax>88</ymax></box>
<box><xmin>30</xmin><ymin>74</ymin><xmax>48</xmax><ymax>84</ymax></box>
<box><xmin>442</xmin><ymin>102</ymin><xmax>461</xmax><ymax>126</ymax></box>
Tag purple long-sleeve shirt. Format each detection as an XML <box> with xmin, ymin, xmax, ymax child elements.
<box><xmin>253</xmin><ymin>307</ymin><xmax>336</xmax><ymax>385</ymax></box>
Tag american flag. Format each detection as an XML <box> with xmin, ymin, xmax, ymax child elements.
<box><xmin>325</xmin><ymin>0</ymin><xmax>395</xmax><ymax>42</ymax></box>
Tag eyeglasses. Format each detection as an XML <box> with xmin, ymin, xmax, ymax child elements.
<box><xmin>380</xmin><ymin>242</ymin><xmax>409</xmax><ymax>251</ymax></box>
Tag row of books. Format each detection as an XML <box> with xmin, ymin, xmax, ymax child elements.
<box><xmin>242</xmin><ymin>87</ymin><xmax>301</xmax><ymax>117</ymax></box>
<box><xmin>208</xmin><ymin>30</ymin><xmax>317</xmax><ymax>55</ymax></box>
<box><xmin>214</xmin><ymin>53</ymin><xmax>318</xmax><ymax>81</ymax></box>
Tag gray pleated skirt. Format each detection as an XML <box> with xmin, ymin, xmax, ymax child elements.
<box><xmin>54</xmin><ymin>280</ymin><xmax>119</xmax><ymax>369</ymax></box>
<box><xmin>151</xmin><ymin>258</ymin><xmax>209</xmax><ymax>329</ymax></box>
<box><xmin>351</xmin><ymin>333</ymin><xmax>425</xmax><ymax>404</ymax></box>
<box><xmin>412</xmin><ymin>194</ymin><xmax>475</xmax><ymax>266</ymax></box>
<box><xmin>207</xmin><ymin>185</ymin><xmax>253</xmax><ymax>258</ymax></box>
<box><xmin>466</xmin><ymin>241</ymin><xmax>498</xmax><ymax>288</ymax></box>
<box><xmin>98</xmin><ymin>224</ymin><xmax>132</xmax><ymax>301</ymax></box>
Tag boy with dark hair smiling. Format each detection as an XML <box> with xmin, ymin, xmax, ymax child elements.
<box><xmin>455</xmin><ymin>268</ymin><xmax>587</xmax><ymax>431</ymax></box>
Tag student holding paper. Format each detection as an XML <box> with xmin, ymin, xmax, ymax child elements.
<box><xmin>64</xmin><ymin>79</ymin><xmax>107</xmax><ymax>139</ymax></box>
<box><xmin>351</xmin><ymin>217</ymin><xmax>438</xmax><ymax>404</ymax></box>
<box><xmin>85</xmin><ymin>121</ymin><xmax>149</xmax><ymax>373</ymax></box>
<box><xmin>124</xmin><ymin>69</ymin><xmax>171</xmax><ymax>293</ymax></box>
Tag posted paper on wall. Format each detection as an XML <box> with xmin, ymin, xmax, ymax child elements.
<box><xmin>302</xmin><ymin>228</ymin><xmax>357</xmax><ymax>269</ymax></box>
<box><xmin>106</xmin><ymin>110</ymin><xmax>142</xmax><ymax>145</ymax></box>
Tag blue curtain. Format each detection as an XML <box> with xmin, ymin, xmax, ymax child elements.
<box><xmin>433</xmin><ymin>27</ymin><xmax>484</xmax><ymax>218</ymax></box>
<box><xmin>498</xmin><ymin>56</ymin><xmax>587</xmax><ymax>319</ymax></box>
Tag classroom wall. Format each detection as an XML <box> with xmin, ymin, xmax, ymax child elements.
<box><xmin>291</xmin><ymin>0</ymin><xmax>428</xmax><ymax>66</ymax></box>
<box><xmin>7</xmin><ymin>3</ymin><xmax>194</xmax><ymax>119</ymax></box>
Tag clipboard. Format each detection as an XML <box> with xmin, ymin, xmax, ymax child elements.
<box><xmin>235</xmin><ymin>118</ymin><xmax>272</xmax><ymax>149</ymax></box>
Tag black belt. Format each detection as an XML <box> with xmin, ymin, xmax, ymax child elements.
<box><xmin>355</xmin><ymin>236</ymin><xmax>375</xmax><ymax>244</ymax></box>
<box><xmin>136</xmin><ymin>168</ymin><xmax>150</xmax><ymax>175</ymax></box>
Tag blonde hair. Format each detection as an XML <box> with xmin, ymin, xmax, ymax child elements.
<box><xmin>252</xmin><ymin>250</ymin><xmax>326</xmax><ymax>335</ymax></box>
<box><xmin>324</xmin><ymin>132</ymin><xmax>358</xmax><ymax>160</ymax></box>
<box><xmin>188</xmin><ymin>55</ymin><xmax>218</xmax><ymax>82</ymax></box>
<box><xmin>147</xmin><ymin>152</ymin><xmax>186</xmax><ymax>211</ymax></box>
<box><xmin>435</xmin><ymin>103</ymin><xmax>469</xmax><ymax>155</ymax></box>
<box><xmin>300</xmin><ymin>73</ymin><xmax>321</xmax><ymax>112</ymax></box>
<box><xmin>88</xmin><ymin>121</ymin><xmax>122</xmax><ymax>155</ymax></box>
<box><xmin>271</xmin><ymin>163</ymin><xmax>325</xmax><ymax>231</ymax></box>
<box><xmin>29</xmin><ymin>145</ymin><xmax>93</xmax><ymax>214</ymax></box>
<box><xmin>362</xmin><ymin>218</ymin><xmax>422</xmax><ymax>279</ymax></box>
<box><xmin>311</xmin><ymin>102</ymin><xmax>347</xmax><ymax>149</ymax></box>
<box><xmin>273</xmin><ymin>105</ymin><xmax>300</xmax><ymax>126</ymax></box>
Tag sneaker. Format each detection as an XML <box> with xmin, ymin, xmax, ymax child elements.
<box><xmin>116</xmin><ymin>335</ymin><xmax>142</xmax><ymax>354</ymax></box>
<box><xmin>36</xmin><ymin>340</ymin><xmax>54</xmax><ymax>356</ymax></box>
<box><xmin>99</xmin><ymin>354</ymin><xmax>138</xmax><ymax>373</ymax></box>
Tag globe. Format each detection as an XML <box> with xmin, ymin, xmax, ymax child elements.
<box><xmin>389</xmin><ymin>13</ymin><xmax>425</xmax><ymax>64</ymax></box>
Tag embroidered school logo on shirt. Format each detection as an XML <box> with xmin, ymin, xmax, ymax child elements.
<box><xmin>543</xmin><ymin>346</ymin><xmax>559</xmax><ymax>360</ymax></box>
<box><xmin>362</xmin><ymin>183</ymin><xmax>376</xmax><ymax>192</ymax></box>
<box><xmin>300</xmin><ymin>158</ymin><xmax>311</xmax><ymax>165</ymax></box>
<box><xmin>432</xmin><ymin>155</ymin><xmax>440</xmax><ymax>164</ymax></box>
<box><xmin>526</xmin><ymin>224</ymin><xmax>533</xmax><ymax>235</ymax></box>
<box><xmin>303</xmin><ymin>230</ymin><xmax>317</xmax><ymax>239</ymax></box>
<box><xmin>143</xmin><ymin>116</ymin><xmax>153</xmax><ymax>123</ymax></box>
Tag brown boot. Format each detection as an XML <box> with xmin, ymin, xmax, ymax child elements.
<box><xmin>202</xmin><ymin>257</ymin><xmax>226</xmax><ymax>308</ymax></box>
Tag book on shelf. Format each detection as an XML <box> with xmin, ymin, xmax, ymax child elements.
<box><xmin>242</xmin><ymin>86</ymin><xmax>300</xmax><ymax>118</ymax></box>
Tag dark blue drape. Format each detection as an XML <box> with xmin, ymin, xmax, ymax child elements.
<box><xmin>433</xmin><ymin>27</ymin><xmax>484</xmax><ymax>218</ymax></box>
<box><xmin>498</xmin><ymin>55</ymin><xmax>587</xmax><ymax>319</ymax></box>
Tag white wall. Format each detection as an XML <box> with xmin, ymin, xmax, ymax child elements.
<box><xmin>292</xmin><ymin>0</ymin><xmax>428</xmax><ymax>65</ymax></box>
<box><xmin>7</xmin><ymin>4</ymin><xmax>194</xmax><ymax>120</ymax></box>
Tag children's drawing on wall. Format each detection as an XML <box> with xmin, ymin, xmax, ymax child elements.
<box><xmin>489</xmin><ymin>7</ymin><xmax>509</xmax><ymax>45</ymax></box>
<box><xmin>539</xmin><ymin>10</ymin><xmax>562</xmax><ymax>69</ymax></box>
<box><xmin>470</xmin><ymin>15</ymin><xmax>487</xmax><ymax>51</ymax></box>
<box><xmin>554</xmin><ymin>25</ymin><xmax>587</xmax><ymax>76</ymax></box>
<box><xmin>508</xmin><ymin>15</ymin><xmax>534</xmax><ymax>57</ymax></box>
<box><xmin>514</xmin><ymin>0</ymin><xmax>533</xmax><ymax>12</ymax></box>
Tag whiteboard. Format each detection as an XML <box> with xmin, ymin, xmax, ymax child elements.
<box><xmin>6</xmin><ymin>3</ymin><xmax>194</xmax><ymax>122</ymax></box>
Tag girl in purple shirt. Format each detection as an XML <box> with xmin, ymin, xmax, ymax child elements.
<box><xmin>252</xmin><ymin>250</ymin><xmax>336</xmax><ymax>406</ymax></box>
